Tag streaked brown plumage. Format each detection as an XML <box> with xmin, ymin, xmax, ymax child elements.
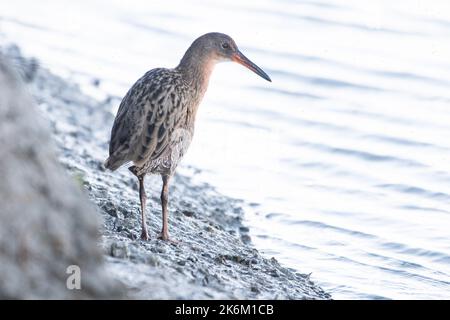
<box><xmin>104</xmin><ymin>32</ymin><xmax>271</xmax><ymax>241</ymax></box>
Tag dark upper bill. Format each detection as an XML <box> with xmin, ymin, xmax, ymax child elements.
<box><xmin>232</xmin><ymin>50</ymin><xmax>272</xmax><ymax>82</ymax></box>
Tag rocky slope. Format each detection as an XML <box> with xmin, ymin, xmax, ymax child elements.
<box><xmin>2</xmin><ymin>44</ymin><xmax>331</xmax><ymax>299</ymax></box>
<box><xmin>0</xmin><ymin>49</ymin><xmax>122</xmax><ymax>299</ymax></box>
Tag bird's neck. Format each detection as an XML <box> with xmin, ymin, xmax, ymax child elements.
<box><xmin>176</xmin><ymin>46</ymin><xmax>218</xmax><ymax>126</ymax></box>
<box><xmin>176</xmin><ymin>48</ymin><xmax>217</xmax><ymax>96</ymax></box>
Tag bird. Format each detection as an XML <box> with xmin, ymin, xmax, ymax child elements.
<box><xmin>104</xmin><ymin>32</ymin><xmax>271</xmax><ymax>242</ymax></box>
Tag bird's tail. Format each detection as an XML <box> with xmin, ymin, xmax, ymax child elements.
<box><xmin>103</xmin><ymin>156</ymin><xmax>126</xmax><ymax>171</ymax></box>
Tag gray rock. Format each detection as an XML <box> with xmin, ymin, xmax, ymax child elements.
<box><xmin>0</xmin><ymin>50</ymin><xmax>122</xmax><ymax>299</ymax></box>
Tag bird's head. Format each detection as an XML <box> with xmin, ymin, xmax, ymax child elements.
<box><xmin>182</xmin><ymin>32</ymin><xmax>272</xmax><ymax>82</ymax></box>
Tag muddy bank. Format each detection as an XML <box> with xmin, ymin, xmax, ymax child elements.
<box><xmin>3</xmin><ymin>44</ymin><xmax>330</xmax><ymax>299</ymax></box>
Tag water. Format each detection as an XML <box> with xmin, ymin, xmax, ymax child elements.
<box><xmin>2</xmin><ymin>0</ymin><xmax>450</xmax><ymax>299</ymax></box>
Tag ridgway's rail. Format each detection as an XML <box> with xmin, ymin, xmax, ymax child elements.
<box><xmin>105</xmin><ymin>32</ymin><xmax>271</xmax><ymax>242</ymax></box>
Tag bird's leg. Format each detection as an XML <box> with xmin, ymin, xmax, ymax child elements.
<box><xmin>158</xmin><ymin>174</ymin><xmax>176</xmax><ymax>242</ymax></box>
<box><xmin>138</xmin><ymin>175</ymin><xmax>149</xmax><ymax>240</ymax></box>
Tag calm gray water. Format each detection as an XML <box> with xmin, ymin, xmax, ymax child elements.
<box><xmin>2</xmin><ymin>0</ymin><xmax>450</xmax><ymax>299</ymax></box>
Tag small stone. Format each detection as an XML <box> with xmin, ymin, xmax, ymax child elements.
<box><xmin>182</xmin><ymin>210</ymin><xmax>195</xmax><ymax>217</ymax></box>
<box><xmin>155</xmin><ymin>246</ymin><xmax>166</xmax><ymax>254</ymax></box>
<box><xmin>145</xmin><ymin>254</ymin><xmax>160</xmax><ymax>267</ymax></box>
<box><xmin>269</xmin><ymin>270</ymin><xmax>280</xmax><ymax>277</ymax></box>
<box><xmin>251</xmin><ymin>285</ymin><xmax>260</xmax><ymax>293</ymax></box>
<box><xmin>239</xmin><ymin>226</ymin><xmax>249</xmax><ymax>233</ymax></box>
<box><xmin>110</xmin><ymin>241</ymin><xmax>130</xmax><ymax>259</ymax></box>
<box><xmin>241</xmin><ymin>234</ymin><xmax>251</xmax><ymax>244</ymax></box>
<box><xmin>201</xmin><ymin>252</ymin><xmax>212</xmax><ymax>259</ymax></box>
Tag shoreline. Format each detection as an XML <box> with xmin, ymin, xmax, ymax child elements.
<box><xmin>3</xmin><ymin>43</ymin><xmax>331</xmax><ymax>299</ymax></box>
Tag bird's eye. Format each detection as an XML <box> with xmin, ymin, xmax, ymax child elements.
<box><xmin>221</xmin><ymin>42</ymin><xmax>230</xmax><ymax>49</ymax></box>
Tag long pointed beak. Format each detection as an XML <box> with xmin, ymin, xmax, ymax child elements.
<box><xmin>232</xmin><ymin>50</ymin><xmax>272</xmax><ymax>82</ymax></box>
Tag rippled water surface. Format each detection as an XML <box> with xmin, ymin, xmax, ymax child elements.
<box><xmin>2</xmin><ymin>0</ymin><xmax>450</xmax><ymax>299</ymax></box>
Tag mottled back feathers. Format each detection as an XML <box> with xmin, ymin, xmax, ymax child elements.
<box><xmin>105</xmin><ymin>68</ymin><xmax>190</xmax><ymax>172</ymax></box>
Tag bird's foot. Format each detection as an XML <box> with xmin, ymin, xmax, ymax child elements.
<box><xmin>157</xmin><ymin>232</ymin><xmax>179</xmax><ymax>245</ymax></box>
<box><xmin>140</xmin><ymin>229</ymin><xmax>150</xmax><ymax>241</ymax></box>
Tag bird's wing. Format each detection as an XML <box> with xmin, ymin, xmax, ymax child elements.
<box><xmin>108</xmin><ymin>70</ymin><xmax>155</xmax><ymax>158</ymax></box>
<box><xmin>135</xmin><ymin>75</ymin><xmax>187</xmax><ymax>164</ymax></box>
<box><xmin>107</xmin><ymin>69</ymin><xmax>186</xmax><ymax>168</ymax></box>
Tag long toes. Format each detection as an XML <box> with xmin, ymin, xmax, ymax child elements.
<box><xmin>157</xmin><ymin>233</ymin><xmax>179</xmax><ymax>245</ymax></box>
<box><xmin>157</xmin><ymin>232</ymin><xmax>169</xmax><ymax>241</ymax></box>
<box><xmin>141</xmin><ymin>231</ymin><xmax>150</xmax><ymax>241</ymax></box>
